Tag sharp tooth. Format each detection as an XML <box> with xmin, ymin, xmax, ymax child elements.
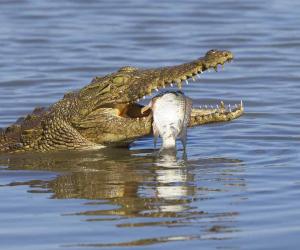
<box><xmin>199</xmin><ymin>105</ymin><xmax>202</xmax><ymax>108</ymax></box>
<box><xmin>192</xmin><ymin>76</ymin><xmax>195</xmax><ymax>81</ymax></box>
<box><xmin>196</xmin><ymin>74</ymin><xmax>201</xmax><ymax>79</ymax></box>
<box><xmin>210</xmin><ymin>105</ymin><xmax>213</xmax><ymax>109</ymax></box>
<box><xmin>216</xmin><ymin>104</ymin><xmax>219</xmax><ymax>109</ymax></box>
<box><xmin>155</xmin><ymin>88</ymin><xmax>159</xmax><ymax>92</ymax></box>
<box><xmin>241</xmin><ymin>100</ymin><xmax>243</xmax><ymax>107</ymax></box>
<box><xmin>220</xmin><ymin>101</ymin><xmax>225</xmax><ymax>109</ymax></box>
<box><xmin>235</xmin><ymin>104</ymin><xmax>238</xmax><ymax>108</ymax></box>
<box><xmin>205</xmin><ymin>105</ymin><xmax>208</xmax><ymax>109</ymax></box>
<box><xmin>185</xmin><ymin>80</ymin><xmax>189</xmax><ymax>85</ymax></box>
<box><xmin>222</xmin><ymin>64</ymin><xmax>224</xmax><ymax>70</ymax></box>
<box><xmin>143</xmin><ymin>96</ymin><xmax>146</xmax><ymax>99</ymax></box>
<box><xmin>229</xmin><ymin>107</ymin><xmax>232</xmax><ymax>112</ymax></box>
<box><xmin>170</xmin><ymin>83</ymin><xmax>174</xmax><ymax>87</ymax></box>
<box><xmin>137</xmin><ymin>98</ymin><xmax>140</xmax><ymax>102</ymax></box>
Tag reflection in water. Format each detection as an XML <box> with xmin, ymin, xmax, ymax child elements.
<box><xmin>0</xmin><ymin>149</ymin><xmax>245</xmax><ymax>247</ymax></box>
<box><xmin>153</xmin><ymin>151</ymin><xmax>193</xmax><ymax>213</ymax></box>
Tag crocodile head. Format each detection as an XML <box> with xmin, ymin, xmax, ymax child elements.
<box><xmin>72</xmin><ymin>49</ymin><xmax>241</xmax><ymax>146</ymax></box>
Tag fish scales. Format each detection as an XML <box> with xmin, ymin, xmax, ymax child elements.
<box><xmin>142</xmin><ymin>91</ymin><xmax>192</xmax><ymax>151</ymax></box>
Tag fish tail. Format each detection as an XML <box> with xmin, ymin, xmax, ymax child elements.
<box><xmin>161</xmin><ymin>134</ymin><xmax>176</xmax><ymax>150</ymax></box>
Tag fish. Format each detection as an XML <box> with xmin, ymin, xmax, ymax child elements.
<box><xmin>141</xmin><ymin>91</ymin><xmax>192</xmax><ymax>152</ymax></box>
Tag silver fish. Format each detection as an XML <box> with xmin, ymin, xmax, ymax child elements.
<box><xmin>142</xmin><ymin>91</ymin><xmax>192</xmax><ymax>151</ymax></box>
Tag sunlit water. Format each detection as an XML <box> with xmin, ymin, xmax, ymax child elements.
<box><xmin>1</xmin><ymin>0</ymin><xmax>300</xmax><ymax>249</ymax></box>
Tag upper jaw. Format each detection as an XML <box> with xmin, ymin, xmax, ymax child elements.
<box><xmin>94</xmin><ymin>49</ymin><xmax>234</xmax><ymax>122</ymax></box>
<box><xmin>125</xmin><ymin>49</ymin><xmax>234</xmax><ymax>104</ymax></box>
<box><xmin>79</xmin><ymin>50</ymin><xmax>233</xmax><ymax>107</ymax></box>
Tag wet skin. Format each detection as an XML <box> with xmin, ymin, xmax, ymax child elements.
<box><xmin>0</xmin><ymin>49</ymin><xmax>243</xmax><ymax>152</ymax></box>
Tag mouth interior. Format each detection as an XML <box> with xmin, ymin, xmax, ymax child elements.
<box><xmin>112</xmin><ymin>103</ymin><xmax>151</xmax><ymax>119</ymax></box>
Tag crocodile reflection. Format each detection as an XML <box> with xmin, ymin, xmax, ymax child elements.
<box><xmin>1</xmin><ymin>149</ymin><xmax>245</xmax><ymax>228</ymax></box>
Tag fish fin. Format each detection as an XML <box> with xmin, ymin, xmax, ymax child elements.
<box><xmin>180</xmin><ymin>97</ymin><xmax>192</xmax><ymax>151</ymax></box>
<box><xmin>153</xmin><ymin>122</ymin><xmax>159</xmax><ymax>149</ymax></box>
<box><xmin>179</xmin><ymin>128</ymin><xmax>187</xmax><ymax>152</ymax></box>
<box><xmin>170</xmin><ymin>124</ymin><xmax>179</xmax><ymax>138</ymax></box>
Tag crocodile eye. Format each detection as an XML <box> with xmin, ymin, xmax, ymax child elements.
<box><xmin>113</xmin><ymin>76</ymin><xmax>128</xmax><ymax>85</ymax></box>
<box><xmin>205</xmin><ymin>49</ymin><xmax>219</xmax><ymax>57</ymax></box>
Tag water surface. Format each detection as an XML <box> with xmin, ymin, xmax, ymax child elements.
<box><xmin>1</xmin><ymin>0</ymin><xmax>300</xmax><ymax>249</ymax></box>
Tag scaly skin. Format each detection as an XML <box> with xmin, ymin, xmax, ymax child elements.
<box><xmin>0</xmin><ymin>49</ymin><xmax>244</xmax><ymax>152</ymax></box>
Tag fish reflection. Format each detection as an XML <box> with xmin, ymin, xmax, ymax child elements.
<box><xmin>152</xmin><ymin>152</ymin><xmax>192</xmax><ymax>213</ymax></box>
<box><xmin>0</xmin><ymin>149</ymin><xmax>245</xmax><ymax>245</ymax></box>
<box><xmin>48</xmin><ymin>152</ymin><xmax>197</xmax><ymax>216</ymax></box>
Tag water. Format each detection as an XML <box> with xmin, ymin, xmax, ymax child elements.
<box><xmin>0</xmin><ymin>0</ymin><xmax>300</xmax><ymax>249</ymax></box>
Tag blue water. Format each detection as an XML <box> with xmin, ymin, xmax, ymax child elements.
<box><xmin>1</xmin><ymin>0</ymin><xmax>300</xmax><ymax>249</ymax></box>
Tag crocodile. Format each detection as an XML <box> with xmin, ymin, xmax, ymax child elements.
<box><xmin>0</xmin><ymin>49</ymin><xmax>244</xmax><ymax>153</ymax></box>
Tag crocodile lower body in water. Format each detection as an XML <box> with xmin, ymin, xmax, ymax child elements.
<box><xmin>0</xmin><ymin>49</ymin><xmax>244</xmax><ymax>153</ymax></box>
